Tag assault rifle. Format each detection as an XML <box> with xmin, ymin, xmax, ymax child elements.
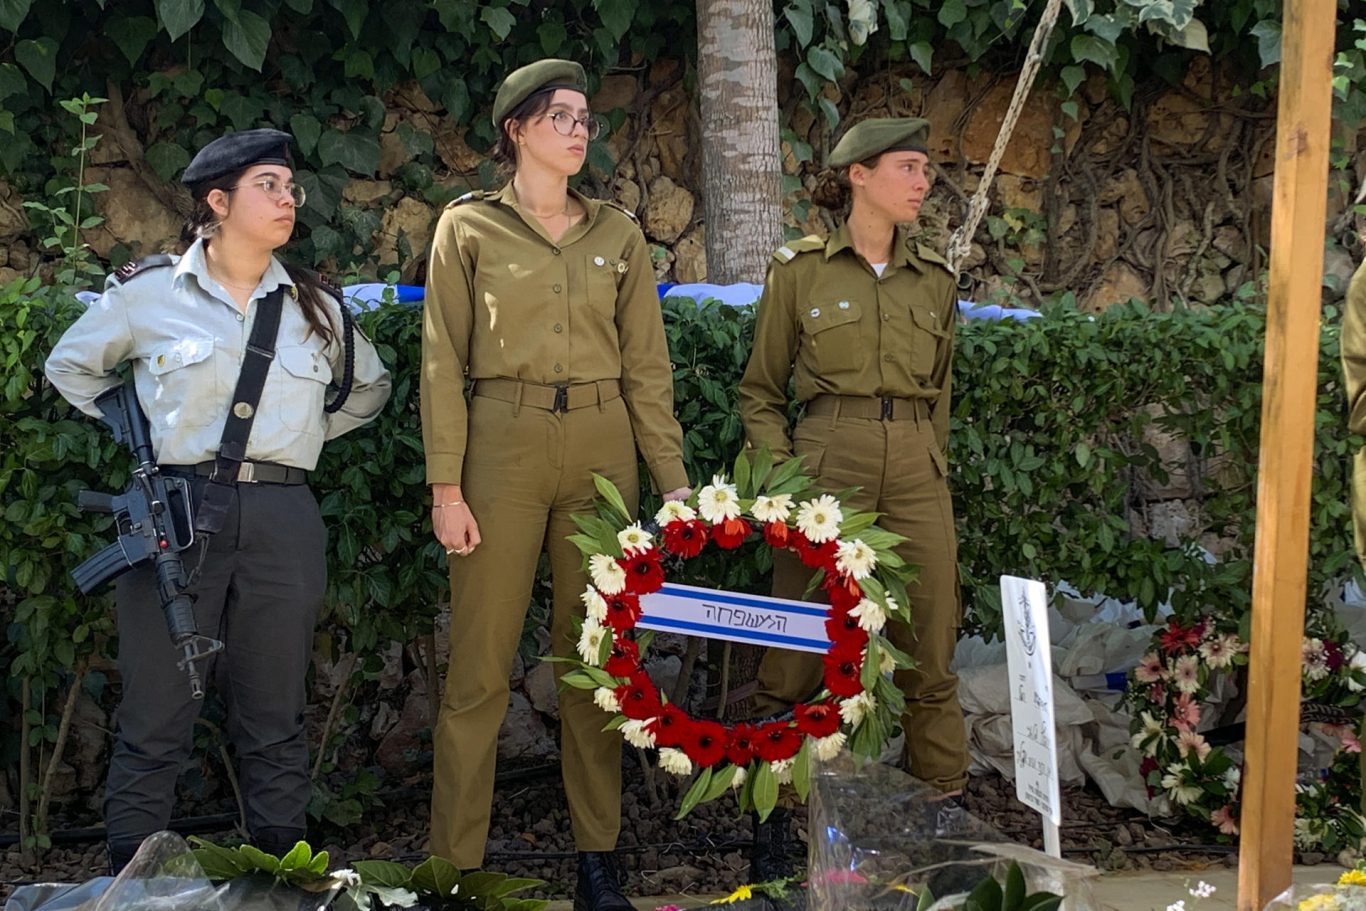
<box><xmin>71</xmin><ymin>383</ymin><xmax>223</xmax><ymax>697</ymax></box>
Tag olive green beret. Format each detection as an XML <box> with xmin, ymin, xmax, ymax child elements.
<box><xmin>827</xmin><ymin>117</ymin><xmax>931</xmax><ymax>168</ymax></box>
<box><xmin>491</xmin><ymin>58</ymin><xmax>588</xmax><ymax>128</ymax></box>
<box><xmin>182</xmin><ymin>128</ymin><xmax>292</xmax><ymax>185</ymax></box>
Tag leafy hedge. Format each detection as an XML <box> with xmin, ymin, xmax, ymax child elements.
<box><xmin>2</xmin><ymin>281</ymin><xmax>1360</xmax><ymax>840</ymax></box>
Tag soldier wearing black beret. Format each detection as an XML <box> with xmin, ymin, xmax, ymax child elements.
<box><xmin>46</xmin><ymin>127</ymin><xmax>391</xmax><ymax>871</ymax></box>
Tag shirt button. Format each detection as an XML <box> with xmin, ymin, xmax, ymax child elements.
<box><xmin>554</xmin><ymin>363</ymin><xmax>564</xmax><ymax>373</ymax></box>
<box><xmin>882</xmin><ymin>313</ymin><xmax>890</xmax><ymax>321</ymax></box>
<box><xmin>553</xmin><ymin>283</ymin><xmax>562</xmax><ymax>293</ymax></box>
<box><xmin>883</xmin><ymin>354</ymin><xmax>894</xmax><ymax>362</ymax></box>
<box><xmin>236</xmin><ymin>314</ymin><xmax>244</xmax><ymax>322</ymax></box>
<box><xmin>554</xmin><ymin>323</ymin><xmax>563</xmax><ymax>333</ymax></box>
<box><xmin>552</xmin><ymin>247</ymin><xmax>561</xmax><ymax>255</ymax></box>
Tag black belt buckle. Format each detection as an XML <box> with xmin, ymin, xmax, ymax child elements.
<box><xmin>880</xmin><ymin>396</ymin><xmax>894</xmax><ymax>420</ymax></box>
<box><xmin>552</xmin><ymin>385</ymin><xmax>569</xmax><ymax>413</ymax></box>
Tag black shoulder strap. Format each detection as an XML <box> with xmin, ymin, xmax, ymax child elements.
<box><xmin>110</xmin><ymin>254</ymin><xmax>175</xmax><ymax>286</ymax></box>
<box><xmin>193</xmin><ymin>287</ymin><xmax>286</xmax><ymax>535</ymax></box>
<box><xmin>302</xmin><ymin>270</ymin><xmax>355</xmax><ymax>415</ymax></box>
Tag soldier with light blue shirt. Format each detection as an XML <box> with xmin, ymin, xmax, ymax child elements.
<box><xmin>44</xmin><ymin>128</ymin><xmax>391</xmax><ymax>872</ymax></box>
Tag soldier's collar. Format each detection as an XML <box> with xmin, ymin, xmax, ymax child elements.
<box><xmin>824</xmin><ymin>222</ymin><xmax>917</xmax><ymax>270</ymax></box>
<box><xmin>176</xmin><ymin>237</ymin><xmax>296</xmax><ymax>297</ymax></box>
<box><xmin>497</xmin><ymin>181</ymin><xmax>604</xmax><ymax>230</ymax></box>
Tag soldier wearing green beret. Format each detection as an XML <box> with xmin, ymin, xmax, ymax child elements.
<box><xmin>738</xmin><ymin>117</ymin><xmax>969</xmax><ymax>878</ymax></box>
<box><xmin>421</xmin><ymin>58</ymin><xmax>691</xmax><ymax>908</ymax></box>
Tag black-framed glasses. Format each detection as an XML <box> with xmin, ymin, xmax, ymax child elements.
<box><xmin>230</xmin><ymin>176</ymin><xmax>306</xmax><ymax>207</ymax></box>
<box><xmin>546</xmin><ymin>110</ymin><xmax>602</xmax><ymax>140</ymax></box>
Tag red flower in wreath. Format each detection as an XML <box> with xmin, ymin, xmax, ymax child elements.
<box><xmin>605</xmin><ymin>592</ymin><xmax>644</xmax><ymax>630</ymax></box>
<box><xmin>824</xmin><ymin>572</ymin><xmax>863</xmax><ymax>611</ymax></box>
<box><xmin>825</xmin><ymin>603</ymin><xmax>868</xmax><ymax>648</ymax></box>
<box><xmin>648</xmin><ymin>703</ymin><xmax>689</xmax><ymax>748</ymax></box>
<box><xmin>616</xmin><ymin>671</ymin><xmax>662</xmax><ymax>720</ymax></box>
<box><xmin>712</xmin><ymin>517</ymin><xmax>753</xmax><ymax>549</ymax></box>
<box><xmin>1159</xmin><ymin>619</ymin><xmax>1203</xmax><ymax>655</ymax></box>
<box><xmin>763</xmin><ymin>521</ymin><xmax>791</xmax><ymax>548</ymax></box>
<box><xmin>756</xmin><ymin>721</ymin><xmax>803</xmax><ymax>762</ymax></box>
<box><xmin>796</xmin><ymin>534</ymin><xmax>838</xmax><ymax>571</ymax></box>
<box><xmin>683</xmin><ymin>719</ymin><xmax>730</xmax><ymax>767</ymax></box>
<box><xmin>604</xmin><ymin>637</ymin><xmax>640</xmax><ymax>677</ymax></box>
<box><xmin>726</xmin><ymin>723</ymin><xmax>761</xmax><ymax>766</ymax></box>
<box><xmin>795</xmin><ymin>702</ymin><xmax>841</xmax><ymax>738</ymax></box>
<box><xmin>823</xmin><ymin>639</ymin><xmax>866</xmax><ymax>697</ymax></box>
<box><xmin>662</xmin><ymin>519</ymin><xmax>709</xmax><ymax>558</ymax></box>
<box><xmin>620</xmin><ymin>551</ymin><xmax>665</xmax><ymax>595</ymax></box>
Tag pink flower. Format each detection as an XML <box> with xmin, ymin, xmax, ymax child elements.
<box><xmin>1303</xmin><ymin>638</ymin><xmax>1330</xmax><ymax>682</ymax></box>
<box><xmin>1177</xmin><ymin>729</ymin><xmax>1211</xmax><ymax>762</ymax></box>
<box><xmin>1211</xmin><ymin>805</ymin><xmax>1239</xmax><ymax>836</ymax></box>
<box><xmin>1171</xmin><ymin>654</ymin><xmax>1201</xmax><ymax>694</ymax></box>
<box><xmin>1171</xmin><ymin>692</ymin><xmax>1201</xmax><ymax>732</ymax></box>
<box><xmin>1148</xmin><ymin>683</ymin><xmax>1168</xmax><ymax>706</ymax></box>
<box><xmin>1135</xmin><ymin>652</ymin><xmax>1165</xmax><ymax>684</ymax></box>
<box><xmin>1323</xmin><ymin>724</ymin><xmax>1363</xmax><ymax>754</ymax></box>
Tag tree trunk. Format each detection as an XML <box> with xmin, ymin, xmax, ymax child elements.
<box><xmin>695</xmin><ymin>0</ymin><xmax>782</xmax><ymax>284</ymax></box>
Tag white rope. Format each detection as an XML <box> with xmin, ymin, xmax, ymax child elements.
<box><xmin>945</xmin><ymin>0</ymin><xmax>1067</xmax><ymax>274</ymax></box>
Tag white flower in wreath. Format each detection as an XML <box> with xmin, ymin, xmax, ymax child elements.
<box><xmin>1171</xmin><ymin>654</ymin><xmax>1201</xmax><ymax>694</ymax></box>
<box><xmin>1303</xmin><ymin>637</ymin><xmax>1330</xmax><ymax>682</ymax></box>
<box><xmin>1222</xmin><ymin>765</ymin><xmax>1241</xmax><ymax>790</ymax></box>
<box><xmin>659</xmin><ymin>747</ymin><xmax>693</xmax><ymax>776</ymax></box>
<box><xmin>697</xmin><ymin>475</ymin><xmax>742</xmax><ymax>523</ymax></box>
<box><xmin>771</xmin><ymin>757</ymin><xmax>795</xmax><ymax>785</ymax></box>
<box><xmin>839</xmin><ymin>691</ymin><xmax>876</xmax><ymax>727</ymax></box>
<box><xmin>731</xmin><ymin>766</ymin><xmax>747</xmax><ymax>790</ymax></box>
<box><xmin>1348</xmin><ymin>650</ymin><xmax>1366</xmax><ymax>692</ymax></box>
<box><xmin>655</xmin><ymin>500</ymin><xmax>697</xmax><ymax>525</ymax></box>
<box><xmin>812</xmin><ymin>731</ymin><xmax>847</xmax><ymax>762</ymax></box>
<box><xmin>621</xmin><ymin>719</ymin><xmax>657</xmax><ymax>749</ymax></box>
<box><xmin>581</xmin><ymin>586</ymin><xmax>609</xmax><ymax>624</ymax></box>
<box><xmin>594</xmin><ymin>687</ymin><xmax>621</xmax><ymax>714</ymax></box>
<box><xmin>1131</xmin><ymin>711</ymin><xmax>1166</xmax><ymax>753</ymax></box>
<box><xmin>751</xmin><ymin>493</ymin><xmax>794</xmax><ymax>524</ymax></box>
<box><xmin>617</xmin><ymin>522</ymin><xmax>653</xmax><ymax>555</ymax></box>
<box><xmin>577</xmin><ymin>618</ymin><xmax>608</xmax><ymax>664</ymax></box>
<box><xmin>849</xmin><ymin>598</ymin><xmax>887</xmax><ymax>634</ymax></box>
<box><xmin>1134</xmin><ymin>652</ymin><xmax>1165</xmax><ymax>684</ymax></box>
<box><xmin>835</xmin><ymin>539</ymin><xmax>878</xmax><ymax>580</ymax></box>
<box><xmin>796</xmin><ymin>494</ymin><xmax>844</xmax><ymax>543</ymax></box>
<box><xmin>879</xmin><ymin>647</ymin><xmax>898</xmax><ymax>674</ymax></box>
<box><xmin>1160</xmin><ymin>765</ymin><xmax>1202</xmax><ymax>805</ymax></box>
<box><xmin>1198</xmin><ymin>633</ymin><xmax>1241</xmax><ymax>670</ymax></box>
<box><xmin>589</xmin><ymin>553</ymin><xmax>627</xmax><ymax>595</ymax></box>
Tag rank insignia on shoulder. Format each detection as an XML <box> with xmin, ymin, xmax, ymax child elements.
<box><xmin>109</xmin><ymin>253</ymin><xmax>175</xmax><ymax>286</ymax></box>
<box><xmin>914</xmin><ymin>242</ymin><xmax>954</xmax><ymax>274</ymax></box>
<box><xmin>447</xmin><ymin>190</ymin><xmax>491</xmax><ymax>208</ymax></box>
<box><xmin>603</xmin><ymin>199</ymin><xmax>639</xmax><ymax>222</ymax></box>
<box><xmin>771</xmin><ymin>235</ymin><xmax>825</xmax><ymax>264</ymax></box>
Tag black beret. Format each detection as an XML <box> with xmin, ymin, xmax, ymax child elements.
<box><xmin>827</xmin><ymin>117</ymin><xmax>931</xmax><ymax>168</ymax></box>
<box><xmin>491</xmin><ymin>58</ymin><xmax>588</xmax><ymax>128</ymax></box>
<box><xmin>181</xmin><ymin>128</ymin><xmax>294</xmax><ymax>185</ymax></box>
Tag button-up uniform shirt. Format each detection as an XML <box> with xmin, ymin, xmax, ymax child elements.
<box><xmin>45</xmin><ymin>239</ymin><xmax>392</xmax><ymax>469</ymax></box>
<box><xmin>420</xmin><ymin>183</ymin><xmax>687</xmax><ymax>492</ymax></box>
<box><xmin>739</xmin><ymin>222</ymin><xmax>958</xmax><ymax>456</ymax></box>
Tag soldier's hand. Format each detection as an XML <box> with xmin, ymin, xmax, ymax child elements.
<box><xmin>661</xmin><ymin>486</ymin><xmax>691</xmax><ymax>503</ymax></box>
<box><xmin>432</xmin><ymin>485</ymin><xmax>482</xmax><ymax>557</ymax></box>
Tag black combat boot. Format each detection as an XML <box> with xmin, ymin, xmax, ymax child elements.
<box><xmin>252</xmin><ymin>826</ymin><xmax>308</xmax><ymax>858</ymax></box>
<box><xmin>573</xmin><ymin>851</ymin><xmax>634</xmax><ymax>911</ymax></box>
<box><xmin>749</xmin><ymin>807</ymin><xmax>796</xmax><ymax>883</ymax></box>
<box><xmin>107</xmin><ymin>839</ymin><xmax>141</xmax><ymax>876</ymax></box>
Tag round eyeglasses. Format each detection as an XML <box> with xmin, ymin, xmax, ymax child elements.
<box><xmin>546</xmin><ymin>110</ymin><xmax>602</xmax><ymax>140</ymax></box>
<box><xmin>230</xmin><ymin>176</ymin><xmax>306</xmax><ymax>207</ymax></box>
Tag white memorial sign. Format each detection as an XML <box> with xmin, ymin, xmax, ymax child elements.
<box><xmin>638</xmin><ymin>583</ymin><xmax>830</xmax><ymax>653</ymax></box>
<box><xmin>1001</xmin><ymin>575</ymin><xmax>1063</xmax><ymax>856</ymax></box>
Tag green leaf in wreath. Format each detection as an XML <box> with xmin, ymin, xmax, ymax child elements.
<box><xmin>593</xmin><ymin>473</ymin><xmax>632</xmax><ymax>521</ymax></box>
<box><xmin>733</xmin><ymin>449</ymin><xmax>753</xmax><ymax>499</ymax></box>
<box><xmin>861</xmin><ymin>637</ymin><xmax>881</xmax><ymax>691</ymax></box>
<box><xmin>750</xmin><ymin>446</ymin><xmax>775</xmax><ymax>492</ymax></box>
<box><xmin>674</xmin><ymin>767</ymin><xmax>714</xmax><ymax>819</ymax></box>
<box><xmin>701</xmin><ymin>764</ymin><xmax>740</xmax><ymax>802</ymax></box>
<box><xmin>792</xmin><ymin>737</ymin><xmax>812</xmax><ymax>802</ymax></box>
<box><xmin>752</xmin><ymin>760</ymin><xmax>779</xmax><ymax>821</ymax></box>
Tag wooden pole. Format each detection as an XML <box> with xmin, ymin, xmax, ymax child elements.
<box><xmin>1236</xmin><ymin>2</ymin><xmax>1337</xmax><ymax>909</ymax></box>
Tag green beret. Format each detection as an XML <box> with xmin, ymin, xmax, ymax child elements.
<box><xmin>491</xmin><ymin>58</ymin><xmax>588</xmax><ymax>128</ymax></box>
<box><xmin>182</xmin><ymin>128</ymin><xmax>293</xmax><ymax>185</ymax></box>
<box><xmin>827</xmin><ymin>117</ymin><xmax>931</xmax><ymax>168</ymax></box>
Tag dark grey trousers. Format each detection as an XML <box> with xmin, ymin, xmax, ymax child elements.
<box><xmin>105</xmin><ymin>481</ymin><xmax>326</xmax><ymax>851</ymax></box>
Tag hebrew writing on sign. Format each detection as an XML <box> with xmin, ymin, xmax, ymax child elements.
<box><xmin>1001</xmin><ymin>575</ymin><xmax>1062</xmax><ymax>828</ymax></box>
<box><xmin>638</xmin><ymin>583</ymin><xmax>831</xmax><ymax>653</ymax></box>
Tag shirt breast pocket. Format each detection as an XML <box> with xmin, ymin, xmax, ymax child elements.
<box><xmin>909</xmin><ymin>304</ymin><xmax>949</xmax><ymax>379</ymax></box>
<box><xmin>146</xmin><ymin>337</ymin><xmax>218</xmax><ymax>429</ymax></box>
<box><xmin>584</xmin><ymin>255</ymin><xmax>621</xmax><ymax>323</ymax></box>
<box><xmin>274</xmin><ymin>345</ymin><xmax>332</xmax><ymax>433</ymax></box>
<box><xmin>799</xmin><ymin>300</ymin><xmax>863</xmax><ymax>375</ymax></box>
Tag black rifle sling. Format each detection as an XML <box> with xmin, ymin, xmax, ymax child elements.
<box><xmin>194</xmin><ymin>287</ymin><xmax>286</xmax><ymax>535</ymax></box>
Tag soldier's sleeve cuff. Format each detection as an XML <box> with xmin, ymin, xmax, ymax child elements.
<box><xmin>425</xmin><ymin>453</ymin><xmax>465</xmax><ymax>488</ymax></box>
<box><xmin>649</xmin><ymin>460</ymin><xmax>690</xmax><ymax>495</ymax></box>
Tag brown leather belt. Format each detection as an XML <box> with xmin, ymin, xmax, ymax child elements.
<box><xmin>806</xmin><ymin>394</ymin><xmax>930</xmax><ymax>421</ymax></box>
<box><xmin>166</xmin><ymin>460</ymin><xmax>308</xmax><ymax>485</ymax></box>
<box><xmin>473</xmin><ymin>377</ymin><xmax>622</xmax><ymax>413</ymax></box>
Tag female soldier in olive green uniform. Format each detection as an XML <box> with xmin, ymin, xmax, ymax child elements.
<box><xmin>738</xmin><ymin>119</ymin><xmax>969</xmax><ymax>874</ymax></box>
<box><xmin>420</xmin><ymin>59</ymin><xmax>690</xmax><ymax>910</ymax></box>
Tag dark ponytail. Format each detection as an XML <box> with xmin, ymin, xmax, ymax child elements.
<box><xmin>811</xmin><ymin>152</ymin><xmax>887</xmax><ymax>217</ymax></box>
<box><xmin>182</xmin><ymin>168</ymin><xmax>336</xmax><ymax>348</ymax></box>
